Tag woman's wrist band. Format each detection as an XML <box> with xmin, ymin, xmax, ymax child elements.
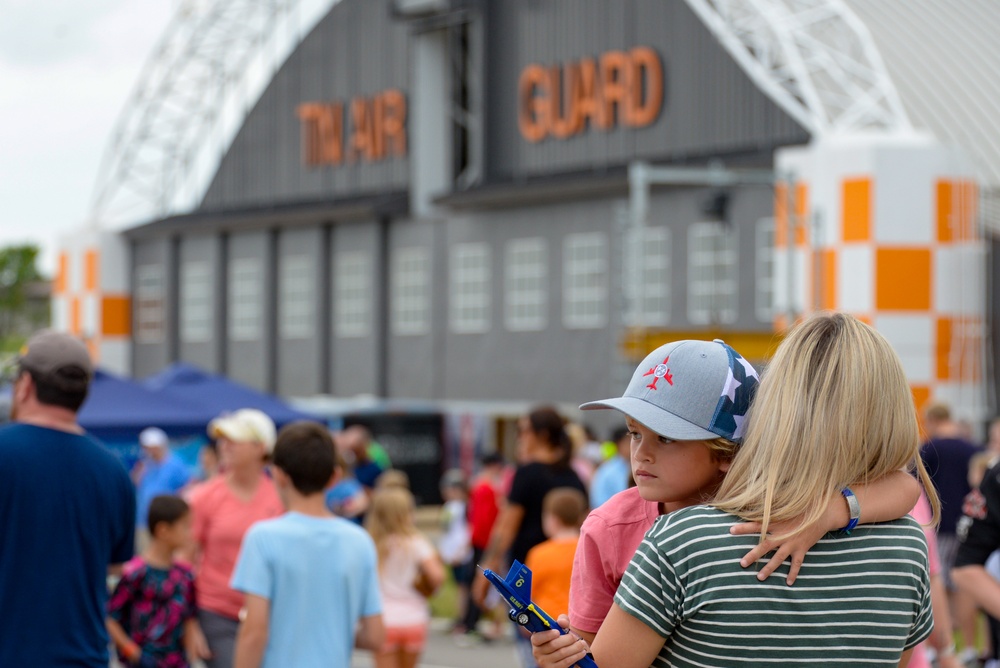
<box><xmin>840</xmin><ymin>487</ymin><xmax>861</xmax><ymax>533</ymax></box>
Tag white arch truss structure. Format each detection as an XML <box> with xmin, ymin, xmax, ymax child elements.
<box><xmin>91</xmin><ymin>0</ymin><xmax>912</xmax><ymax>227</ymax></box>
<box><xmin>88</xmin><ymin>0</ymin><xmax>340</xmax><ymax>228</ymax></box>
<box><xmin>683</xmin><ymin>0</ymin><xmax>912</xmax><ymax>137</ymax></box>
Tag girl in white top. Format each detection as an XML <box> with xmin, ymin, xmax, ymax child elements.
<box><xmin>366</xmin><ymin>487</ymin><xmax>446</xmax><ymax>668</ymax></box>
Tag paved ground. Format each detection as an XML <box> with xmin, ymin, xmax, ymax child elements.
<box><xmin>113</xmin><ymin>620</ymin><xmax>518</xmax><ymax>668</ymax></box>
<box><xmin>350</xmin><ymin>619</ymin><xmax>518</xmax><ymax>668</ymax></box>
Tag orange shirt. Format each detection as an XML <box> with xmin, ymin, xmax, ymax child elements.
<box><xmin>524</xmin><ymin>536</ymin><xmax>579</xmax><ymax>619</ymax></box>
<box><xmin>188</xmin><ymin>475</ymin><xmax>284</xmax><ymax>619</ymax></box>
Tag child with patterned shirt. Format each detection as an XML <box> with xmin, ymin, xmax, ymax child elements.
<box><xmin>107</xmin><ymin>495</ymin><xmax>208</xmax><ymax>667</ymax></box>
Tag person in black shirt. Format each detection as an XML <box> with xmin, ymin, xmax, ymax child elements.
<box><xmin>473</xmin><ymin>406</ymin><xmax>586</xmax><ymax>666</ymax></box>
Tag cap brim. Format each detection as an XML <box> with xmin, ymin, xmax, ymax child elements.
<box><xmin>208</xmin><ymin>417</ymin><xmax>244</xmax><ymax>442</ymax></box>
<box><xmin>579</xmin><ymin>396</ymin><xmax>719</xmax><ymax>441</ymax></box>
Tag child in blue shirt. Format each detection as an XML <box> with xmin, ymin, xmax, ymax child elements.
<box><xmin>231</xmin><ymin>422</ymin><xmax>384</xmax><ymax>667</ymax></box>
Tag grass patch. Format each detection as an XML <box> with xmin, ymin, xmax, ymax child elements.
<box><xmin>429</xmin><ymin>567</ymin><xmax>460</xmax><ymax>620</ymax></box>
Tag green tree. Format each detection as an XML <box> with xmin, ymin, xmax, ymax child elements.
<box><xmin>0</xmin><ymin>244</ymin><xmax>49</xmax><ymax>351</ymax></box>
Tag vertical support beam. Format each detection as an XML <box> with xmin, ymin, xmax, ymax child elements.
<box><xmin>410</xmin><ymin>28</ymin><xmax>452</xmax><ymax>217</ymax></box>
<box><xmin>215</xmin><ymin>232</ymin><xmax>229</xmax><ymax>375</ymax></box>
<box><xmin>375</xmin><ymin>216</ymin><xmax>391</xmax><ymax>398</ymax></box>
<box><xmin>265</xmin><ymin>228</ymin><xmax>279</xmax><ymax>394</ymax></box>
<box><xmin>318</xmin><ymin>224</ymin><xmax>333</xmax><ymax>395</ymax></box>
<box><xmin>628</xmin><ymin>161</ymin><xmax>650</xmax><ymax>335</ymax></box>
<box><xmin>167</xmin><ymin>235</ymin><xmax>181</xmax><ymax>365</ymax></box>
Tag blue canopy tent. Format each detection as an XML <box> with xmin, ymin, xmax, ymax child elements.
<box><xmin>142</xmin><ymin>362</ymin><xmax>321</xmax><ymax>428</ymax></box>
<box><xmin>77</xmin><ymin>370</ymin><xmax>218</xmax><ymax>468</ymax></box>
<box><xmin>79</xmin><ymin>370</ymin><xmax>216</xmax><ymax>440</ymax></box>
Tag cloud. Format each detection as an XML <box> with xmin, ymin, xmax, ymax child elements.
<box><xmin>0</xmin><ymin>0</ymin><xmax>122</xmax><ymax>66</ymax></box>
<box><xmin>0</xmin><ymin>1</ymin><xmax>172</xmax><ymax>273</ymax></box>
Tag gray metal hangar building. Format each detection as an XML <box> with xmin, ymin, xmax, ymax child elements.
<box><xmin>121</xmin><ymin>0</ymin><xmax>805</xmax><ymax>414</ymax></box>
<box><xmin>56</xmin><ymin>0</ymin><xmax>1000</xmax><ymax>451</ymax></box>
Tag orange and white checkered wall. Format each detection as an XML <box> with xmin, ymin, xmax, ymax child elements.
<box><xmin>774</xmin><ymin>136</ymin><xmax>986</xmax><ymax>425</ymax></box>
<box><xmin>51</xmin><ymin>230</ymin><xmax>131</xmax><ymax>374</ymax></box>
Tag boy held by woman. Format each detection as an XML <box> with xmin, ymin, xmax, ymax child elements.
<box><xmin>532</xmin><ymin>327</ymin><xmax>926</xmax><ymax>667</ymax></box>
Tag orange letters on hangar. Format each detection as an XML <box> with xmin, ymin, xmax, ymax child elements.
<box><xmin>518</xmin><ymin>46</ymin><xmax>664</xmax><ymax>143</ymax></box>
<box><xmin>298</xmin><ymin>88</ymin><xmax>407</xmax><ymax>167</ymax></box>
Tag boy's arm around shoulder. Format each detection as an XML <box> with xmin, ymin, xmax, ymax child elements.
<box><xmin>730</xmin><ymin>469</ymin><xmax>922</xmax><ymax>584</ymax></box>
<box><xmin>852</xmin><ymin>469</ymin><xmax>921</xmax><ymax>524</ymax></box>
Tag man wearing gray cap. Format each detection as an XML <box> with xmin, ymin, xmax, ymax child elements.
<box><xmin>0</xmin><ymin>329</ymin><xmax>135</xmax><ymax>667</ymax></box>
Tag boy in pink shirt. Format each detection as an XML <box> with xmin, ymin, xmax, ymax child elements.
<box><xmin>533</xmin><ymin>339</ymin><xmax>922</xmax><ymax>667</ymax></box>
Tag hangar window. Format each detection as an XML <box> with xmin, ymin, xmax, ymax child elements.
<box><xmin>229</xmin><ymin>258</ymin><xmax>261</xmax><ymax>341</ymax></box>
<box><xmin>505</xmin><ymin>238</ymin><xmax>548</xmax><ymax>332</ymax></box>
<box><xmin>392</xmin><ymin>247</ymin><xmax>430</xmax><ymax>336</ymax></box>
<box><xmin>623</xmin><ymin>226</ymin><xmax>671</xmax><ymax>326</ymax></box>
<box><xmin>756</xmin><ymin>218</ymin><xmax>775</xmax><ymax>322</ymax></box>
<box><xmin>688</xmin><ymin>223</ymin><xmax>738</xmax><ymax>325</ymax></box>
<box><xmin>180</xmin><ymin>261</ymin><xmax>211</xmax><ymax>343</ymax></box>
<box><xmin>334</xmin><ymin>252</ymin><xmax>370</xmax><ymax>338</ymax></box>
<box><xmin>563</xmin><ymin>233</ymin><xmax>608</xmax><ymax>329</ymax></box>
<box><xmin>280</xmin><ymin>255</ymin><xmax>313</xmax><ymax>340</ymax></box>
<box><xmin>135</xmin><ymin>264</ymin><xmax>164</xmax><ymax>343</ymax></box>
<box><xmin>450</xmin><ymin>243</ymin><xmax>491</xmax><ymax>334</ymax></box>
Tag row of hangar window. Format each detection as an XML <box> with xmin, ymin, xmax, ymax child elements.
<box><xmin>134</xmin><ymin>219</ymin><xmax>777</xmax><ymax>344</ymax></box>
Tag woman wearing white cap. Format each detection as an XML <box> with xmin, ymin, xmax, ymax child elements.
<box><xmin>186</xmin><ymin>408</ymin><xmax>284</xmax><ymax>668</ymax></box>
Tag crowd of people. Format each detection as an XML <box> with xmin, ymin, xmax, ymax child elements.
<box><xmin>11</xmin><ymin>317</ymin><xmax>1000</xmax><ymax>667</ymax></box>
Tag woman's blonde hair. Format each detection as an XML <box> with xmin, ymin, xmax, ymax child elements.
<box><xmin>364</xmin><ymin>486</ymin><xmax>418</xmax><ymax>566</ymax></box>
<box><xmin>713</xmin><ymin>312</ymin><xmax>939</xmax><ymax>539</ymax></box>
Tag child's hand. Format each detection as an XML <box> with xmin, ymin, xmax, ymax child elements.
<box><xmin>184</xmin><ymin>619</ymin><xmax>213</xmax><ymax>661</ymax></box>
<box><xmin>531</xmin><ymin>614</ymin><xmax>590</xmax><ymax>668</ymax></box>
<box><xmin>730</xmin><ymin>516</ymin><xmax>828</xmax><ymax>585</ymax></box>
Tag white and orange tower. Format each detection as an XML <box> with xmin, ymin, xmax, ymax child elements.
<box><xmin>50</xmin><ymin>230</ymin><xmax>131</xmax><ymax>374</ymax></box>
<box><xmin>775</xmin><ymin>135</ymin><xmax>986</xmax><ymax>425</ymax></box>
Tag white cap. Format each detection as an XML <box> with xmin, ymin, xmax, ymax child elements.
<box><xmin>208</xmin><ymin>409</ymin><xmax>277</xmax><ymax>454</ymax></box>
<box><xmin>139</xmin><ymin>427</ymin><xmax>169</xmax><ymax>449</ymax></box>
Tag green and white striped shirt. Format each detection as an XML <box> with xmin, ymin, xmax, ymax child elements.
<box><xmin>614</xmin><ymin>506</ymin><xmax>932</xmax><ymax>667</ymax></box>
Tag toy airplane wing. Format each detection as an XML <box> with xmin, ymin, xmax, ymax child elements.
<box><xmin>481</xmin><ymin>559</ymin><xmax>599</xmax><ymax>668</ymax></box>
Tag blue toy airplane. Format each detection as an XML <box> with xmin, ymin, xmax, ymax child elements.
<box><xmin>481</xmin><ymin>560</ymin><xmax>599</xmax><ymax>668</ymax></box>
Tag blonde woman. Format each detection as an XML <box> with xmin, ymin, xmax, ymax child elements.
<box><xmin>587</xmin><ymin>313</ymin><xmax>938</xmax><ymax>667</ymax></box>
<box><xmin>365</xmin><ymin>487</ymin><xmax>446</xmax><ymax>668</ymax></box>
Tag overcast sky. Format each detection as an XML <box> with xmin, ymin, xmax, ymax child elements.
<box><xmin>0</xmin><ymin>0</ymin><xmax>173</xmax><ymax>273</ymax></box>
